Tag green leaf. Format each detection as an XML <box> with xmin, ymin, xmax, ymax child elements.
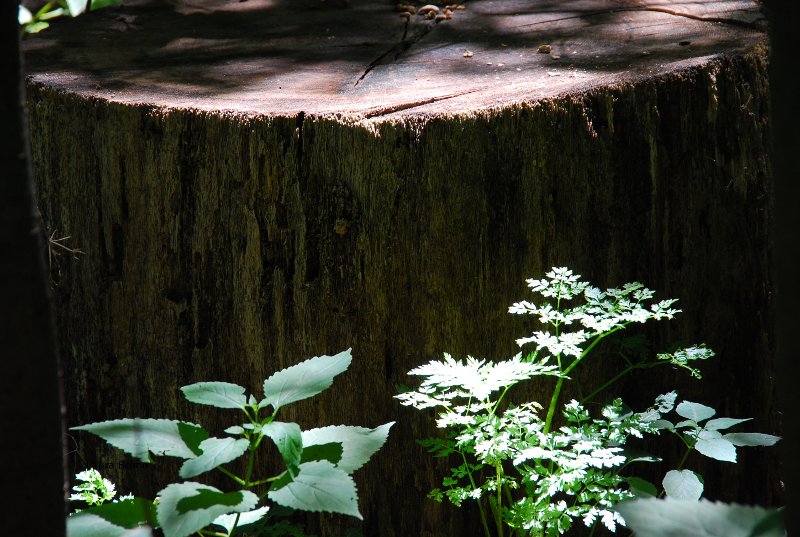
<box><xmin>662</xmin><ymin>469</ymin><xmax>703</xmax><ymax>500</ymax></box>
<box><xmin>301</xmin><ymin>442</ymin><xmax>344</xmax><ymax>466</ymax></box>
<box><xmin>212</xmin><ymin>506</ymin><xmax>270</xmax><ymax>532</ymax></box>
<box><xmin>616</xmin><ymin>498</ymin><xmax>785</xmax><ymax>537</ymax></box>
<box><xmin>268</xmin><ymin>461</ymin><xmax>361</xmax><ymax>519</ymax></box>
<box><xmin>724</xmin><ymin>433</ymin><xmax>781</xmax><ymax>447</ymax></box>
<box><xmin>261</xmin><ymin>350</ymin><xmax>352</xmax><ymax>411</ymax></box>
<box><xmin>179</xmin><ymin>437</ymin><xmax>250</xmax><ymax>478</ymax></box>
<box><xmin>156</xmin><ymin>483</ymin><xmax>258</xmax><ymax>537</ymax></box>
<box><xmin>181</xmin><ymin>382</ymin><xmax>248</xmax><ymax>409</ymax></box>
<box><xmin>64</xmin><ymin>0</ymin><xmax>87</xmax><ymax>16</ymax></box>
<box><xmin>704</xmin><ymin>417</ymin><xmax>752</xmax><ymax>431</ymax></box>
<box><xmin>695</xmin><ymin>436</ymin><xmax>737</xmax><ymax>462</ymax></box>
<box><xmin>652</xmin><ymin>419</ymin><xmax>674</xmax><ymax>431</ymax></box>
<box><xmin>18</xmin><ymin>5</ymin><xmax>33</xmax><ymax>24</ymax></box>
<box><xmin>262</xmin><ymin>422</ymin><xmax>303</xmax><ymax>477</ymax></box>
<box><xmin>225</xmin><ymin>425</ymin><xmax>245</xmax><ymax>435</ymax></box>
<box><xmin>68</xmin><ymin>499</ymin><xmax>155</xmax><ymax>537</ymax></box>
<box><xmin>626</xmin><ymin>477</ymin><xmax>658</xmax><ymax>498</ymax></box>
<box><xmin>301</xmin><ymin>422</ymin><xmax>394</xmax><ymax>474</ymax></box>
<box><xmin>83</xmin><ymin>498</ymin><xmax>156</xmax><ymax>528</ymax></box>
<box><xmin>72</xmin><ymin>419</ymin><xmax>208</xmax><ymax>462</ymax></box>
<box><xmin>675</xmin><ymin>401</ymin><xmax>716</xmax><ymax>422</ymax></box>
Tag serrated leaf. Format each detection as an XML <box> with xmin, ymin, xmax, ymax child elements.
<box><xmin>225</xmin><ymin>425</ymin><xmax>245</xmax><ymax>435</ymax></box>
<box><xmin>704</xmin><ymin>417</ymin><xmax>752</xmax><ymax>431</ymax></box>
<box><xmin>181</xmin><ymin>382</ymin><xmax>249</xmax><ymax>409</ymax></box>
<box><xmin>626</xmin><ymin>477</ymin><xmax>658</xmax><ymax>498</ymax></box>
<box><xmin>179</xmin><ymin>437</ymin><xmax>250</xmax><ymax>478</ymax></box>
<box><xmin>82</xmin><ymin>498</ymin><xmax>156</xmax><ymax>528</ymax></box>
<box><xmin>156</xmin><ymin>483</ymin><xmax>258</xmax><ymax>537</ymax></box>
<box><xmin>261</xmin><ymin>350</ymin><xmax>352</xmax><ymax>411</ymax></box>
<box><xmin>695</xmin><ymin>437</ymin><xmax>737</xmax><ymax>462</ymax></box>
<box><xmin>724</xmin><ymin>432</ymin><xmax>781</xmax><ymax>447</ymax></box>
<box><xmin>212</xmin><ymin>506</ymin><xmax>270</xmax><ymax>532</ymax></box>
<box><xmin>301</xmin><ymin>442</ymin><xmax>344</xmax><ymax>466</ymax></box>
<box><xmin>662</xmin><ymin>470</ymin><xmax>703</xmax><ymax>500</ymax></box>
<box><xmin>268</xmin><ymin>461</ymin><xmax>361</xmax><ymax>519</ymax></box>
<box><xmin>616</xmin><ymin>498</ymin><xmax>784</xmax><ymax>537</ymax></box>
<box><xmin>301</xmin><ymin>422</ymin><xmax>393</xmax><ymax>474</ymax></box>
<box><xmin>676</xmin><ymin>401</ymin><xmax>716</xmax><ymax>422</ymax></box>
<box><xmin>67</xmin><ymin>499</ymin><xmax>155</xmax><ymax>537</ymax></box>
<box><xmin>72</xmin><ymin>419</ymin><xmax>208</xmax><ymax>462</ymax></box>
<box><xmin>262</xmin><ymin>422</ymin><xmax>303</xmax><ymax>477</ymax></box>
<box><xmin>67</xmin><ymin>513</ymin><xmax>131</xmax><ymax>537</ymax></box>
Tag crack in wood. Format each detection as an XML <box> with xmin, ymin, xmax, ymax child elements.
<box><xmin>362</xmin><ymin>89</ymin><xmax>478</xmax><ymax>118</ymax></box>
<box><xmin>637</xmin><ymin>6</ymin><xmax>764</xmax><ymax>29</ymax></box>
<box><xmin>355</xmin><ymin>18</ymin><xmax>440</xmax><ymax>86</ymax></box>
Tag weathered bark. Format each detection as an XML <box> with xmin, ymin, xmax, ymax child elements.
<box><xmin>0</xmin><ymin>2</ymin><xmax>67</xmax><ymax>535</ymax></box>
<box><xmin>23</xmin><ymin>0</ymin><xmax>779</xmax><ymax>535</ymax></box>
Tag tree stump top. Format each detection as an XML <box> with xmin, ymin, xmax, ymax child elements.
<box><xmin>23</xmin><ymin>0</ymin><xmax>765</xmax><ymax>121</ymax></box>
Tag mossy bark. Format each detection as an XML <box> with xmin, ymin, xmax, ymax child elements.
<box><xmin>29</xmin><ymin>47</ymin><xmax>776</xmax><ymax>536</ymax></box>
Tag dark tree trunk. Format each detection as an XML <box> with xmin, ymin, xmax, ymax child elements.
<box><xmin>764</xmin><ymin>0</ymin><xmax>800</xmax><ymax>533</ymax></box>
<box><xmin>0</xmin><ymin>3</ymin><xmax>67</xmax><ymax>536</ymax></box>
<box><xmin>22</xmin><ymin>1</ymin><xmax>780</xmax><ymax>535</ymax></box>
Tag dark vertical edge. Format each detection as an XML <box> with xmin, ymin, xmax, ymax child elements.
<box><xmin>0</xmin><ymin>5</ymin><xmax>68</xmax><ymax>537</ymax></box>
<box><xmin>765</xmin><ymin>1</ymin><xmax>800</xmax><ymax>533</ymax></box>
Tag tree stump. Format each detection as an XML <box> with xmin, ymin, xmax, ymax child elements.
<box><xmin>24</xmin><ymin>0</ymin><xmax>777</xmax><ymax>535</ymax></box>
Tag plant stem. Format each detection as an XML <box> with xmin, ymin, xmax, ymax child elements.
<box><xmin>217</xmin><ymin>467</ymin><xmax>246</xmax><ymax>486</ymax></box>
<box><xmin>580</xmin><ymin>359</ymin><xmax>660</xmax><ymax>404</ymax></box>
<box><xmin>543</xmin><ymin>376</ymin><xmax>564</xmax><ymax>434</ymax></box>
<box><xmin>461</xmin><ymin>451</ymin><xmax>492</xmax><ymax>537</ymax></box>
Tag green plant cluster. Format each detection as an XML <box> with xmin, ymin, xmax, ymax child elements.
<box><xmin>18</xmin><ymin>0</ymin><xmax>120</xmax><ymax>34</ymax></box>
<box><xmin>67</xmin><ymin>268</ymin><xmax>782</xmax><ymax>537</ymax></box>
<box><xmin>397</xmin><ymin>267</ymin><xmax>780</xmax><ymax>537</ymax></box>
<box><xmin>68</xmin><ymin>349</ymin><xmax>393</xmax><ymax>537</ymax></box>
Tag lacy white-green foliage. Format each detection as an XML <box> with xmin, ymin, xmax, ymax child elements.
<box><xmin>69</xmin><ymin>468</ymin><xmax>133</xmax><ymax>510</ymax></box>
<box><xmin>397</xmin><ymin>268</ymin><xmax>778</xmax><ymax>537</ymax></box>
<box><xmin>68</xmin><ymin>350</ymin><xmax>393</xmax><ymax>537</ymax></box>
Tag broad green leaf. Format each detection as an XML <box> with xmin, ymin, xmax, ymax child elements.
<box><xmin>18</xmin><ymin>5</ymin><xmax>32</xmax><ymax>24</ymax></box>
<box><xmin>724</xmin><ymin>432</ymin><xmax>781</xmax><ymax>447</ymax></box>
<box><xmin>626</xmin><ymin>477</ymin><xmax>658</xmax><ymax>498</ymax></box>
<box><xmin>80</xmin><ymin>498</ymin><xmax>155</xmax><ymax>528</ymax></box>
<box><xmin>72</xmin><ymin>419</ymin><xmax>208</xmax><ymax>462</ymax></box>
<box><xmin>90</xmin><ymin>0</ymin><xmax>124</xmax><ymax>9</ymax></box>
<box><xmin>225</xmin><ymin>425</ymin><xmax>245</xmax><ymax>435</ymax></box>
<box><xmin>268</xmin><ymin>461</ymin><xmax>361</xmax><ymax>519</ymax></box>
<box><xmin>695</xmin><ymin>436</ymin><xmax>737</xmax><ymax>462</ymax></box>
<box><xmin>262</xmin><ymin>422</ymin><xmax>303</xmax><ymax>477</ymax></box>
<box><xmin>64</xmin><ymin>0</ymin><xmax>87</xmax><ymax>16</ymax></box>
<box><xmin>261</xmin><ymin>350</ymin><xmax>352</xmax><ymax>411</ymax></box>
<box><xmin>181</xmin><ymin>382</ymin><xmax>248</xmax><ymax>409</ymax></box>
<box><xmin>301</xmin><ymin>442</ymin><xmax>344</xmax><ymax>466</ymax></box>
<box><xmin>662</xmin><ymin>469</ymin><xmax>703</xmax><ymax>500</ymax></box>
<box><xmin>676</xmin><ymin>401</ymin><xmax>716</xmax><ymax>422</ymax></box>
<box><xmin>68</xmin><ymin>499</ymin><xmax>155</xmax><ymax>537</ymax></box>
<box><xmin>301</xmin><ymin>422</ymin><xmax>394</xmax><ymax>474</ymax></box>
<box><xmin>179</xmin><ymin>437</ymin><xmax>250</xmax><ymax>478</ymax></box>
<box><xmin>704</xmin><ymin>417</ymin><xmax>752</xmax><ymax>431</ymax></box>
<box><xmin>212</xmin><ymin>506</ymin><xmax>270</xmax><ymax>532</ymax></box>
<box><xmin>652</xmin><ymin>419</ymin><xmax>674</xmax><ymax>431</ymax></box>
<box><xmin>616</xmin><ymin>498</ymin><xmax>784</xmax><ymax>537</ymax></box>
<box><xmin>156</xmin><ymin>483</ymin><xmax>258</xmax><ymax>537</ymax></box>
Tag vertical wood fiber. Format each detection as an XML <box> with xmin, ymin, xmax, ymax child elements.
<box><xmin>29</xmin><ymin>48</ymin><xmax>776</xmax><ymax>536</ymax></box>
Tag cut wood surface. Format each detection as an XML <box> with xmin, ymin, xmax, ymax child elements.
<box><xmin>22</xmin><ymin>1</ymin><xmax>778</xmax><ymax>536</ymax></box>
<box><xmin>24</xmin><ymin>0</ymin><xmax>764</xmax><ymax>120</ymax></box>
